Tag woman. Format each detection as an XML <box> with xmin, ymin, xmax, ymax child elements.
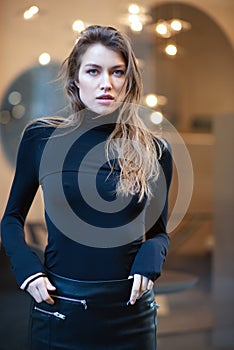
<box><xmin>1</xmin><ymin>25</ymin><xmax>172</xmax><ymax>349</ymax></box>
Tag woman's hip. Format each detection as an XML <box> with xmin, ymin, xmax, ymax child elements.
<box><xmin>29</xmin><ymin>270</ymin><xmax>158</xmax><ymax>350</ymax></box>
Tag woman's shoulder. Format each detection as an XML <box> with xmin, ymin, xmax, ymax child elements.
<box><xmin>25</xmin><ymin>116</ymin><xmax>66</xmax><ymax>131</ymax></box>
<box><xmin>22</xmin><ymin>117</ymin><xmax>66</xmax><ymax>141</ymax></box>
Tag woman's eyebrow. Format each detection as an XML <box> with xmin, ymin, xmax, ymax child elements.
<box><xmin>85</xmin><ymin>64</ymin><xmax>101</xmax><ymax>68</ymax></box>
<box><xmin>84</xmin><ymin>63</ymin><xmax>126</xmax><ymax>69</ymax></box>
<box><xmin>112</xmin><ymin>64</ymin><xmax>126</xmax><ymax>69</ymax></box>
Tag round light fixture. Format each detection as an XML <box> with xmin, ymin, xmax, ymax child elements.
<box><xmin>23</xmin><ymin>5</ymin><xmax>39</xmax><ymax>20</ymax></box>
<box><xmin>72</xmin><ymin>20</ymin><xmax>85</xmax><ymax>33</ymax></box>
<box><xmin>131</xmin><ymin>21</ymin><xmax>143</xmax><ymax>32</ymax></box>
<box><xmin>39</xmin><ymin>53</ymin><xmax>51</xmax><ymax>65</ymax></box>
<box><xmin>128</xmin><ymin>4</ymin><xmax>140</xmax><ymax>15</ymax></box>
<box><xmin>155</xmin><ymin>22</ymin><xmax>168</xmax><ymax>36</ymax></box>
<box><xmin>165</xmin><ymin>44</ymin><xmax>177</xmax><ymax>56</ymax></box>
<box><xmin>145</xmin><ymin>94</ymin><xmax>158</xmax><ymax>108</ymax></box>
<box><xmin>170</xmin><ymin>19</ymin><xmax>182</xmax><ymax>31</ymax></box>
<box><xmin>150</xmin><ymin>111</ymin><xmax>163</xmax><ymax>124</ymax></box>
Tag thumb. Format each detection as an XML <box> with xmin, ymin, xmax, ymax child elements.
<box><xmin>45</xmin><ymin>278</ymin><xmax>56</xmax><ymax>291</ymax></box>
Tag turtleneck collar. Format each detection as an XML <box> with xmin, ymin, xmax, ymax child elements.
<box><xmin>80</xmin><ymin>107</ymin><xmax>120</xmax><ymax>132</ymax></box>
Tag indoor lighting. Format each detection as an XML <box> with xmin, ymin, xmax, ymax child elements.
<box><xmin>23</xmin><ymin>5</ymin><xmax>39</xmax><ymax>20</ymax></box>
<box><xmin>12</xmin><ymin>105</ymin><xmax>25</xmax><ymax>119</ymax></box>
<box><xmin>131</xmin><ymin>21</ymin><xmax>143</xmax><ymax>32</ymax></box>
<box><xmin>8</xmin><ymin>91</ymin><xmax>22</xmax><ymax>106</ymax></box>
<box><xmin>121</xmin><ymin>4</ymin><xmax>151</xmax><ymax>32</ymax></box>
<box><xmin>128</xmin><ymin>14</ymin><xmax>143</xmax><ymax>32</ymax></box>
<box><xmin>128</xmin><ymin>4</ymin><xmax>140</xmax><ymax>15</ymax></box>
<box><xmin>165</xmin><ymin>44</ymin><xmax>177</xmax><ymax>56</ymax></box>
<box><xmin>155</xmin><ymin>22</ymin><xmax>168</xmax><ymax>36</ymax></box>
<box><xmin>154</xmin><ymin>18</ymin><xmax>191</xmax><ymax>38</ymax></box>
<box><xmin>145</xmin><ymin>94</ymin><xmax>158</xmax><ymax>108</ymax></box>
<box><xmin>170</xmin><ymin>19</ymin><xmax>182</xmax><ymax>31</ymax></box>
<box><xmin>30</xmin><ymin>6</ymin><xmax>39</xmax><ymax>15</ymax></box>
<box><xmin>38</xmin><ymin>52</ymin><xmax>51</xmax><ymax>65</ymax></box>
<box><xmin>150</xmin><ymin>111</ymin><xmax>163</xmax><ymax>125</ymax></box>
<box><xmin>72</xmin><ymin>20</ymin><xmax>85</xmax><ymax>33</ymax></box>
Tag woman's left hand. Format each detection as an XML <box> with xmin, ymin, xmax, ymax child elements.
<box><xmin>128</xmin><ymin>274</ymin><xmax>154</xmax><ymax>305</ymax></box>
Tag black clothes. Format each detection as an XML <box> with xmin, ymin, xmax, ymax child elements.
<box><xmin>1</xmin><ymin>110</ymin><xmax>172</xmax><ymax>287</ymax></box>
<box><xmin>30</xmin><ymin>270</ymin><xmax>158</xmax><ymax>350</ymax></box>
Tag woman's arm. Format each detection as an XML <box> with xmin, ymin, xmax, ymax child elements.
<box><xmin>1</xmin><ymin>125</ymin><xmax>46</xmax><ymax>286</ymax></box>
<box><xmin>128</xmin><ymin>140</ymin><xmax>173</xmax><ymax>302</ymax></box>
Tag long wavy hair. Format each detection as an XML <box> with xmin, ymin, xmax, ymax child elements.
<box><xmin>30</xmin><ymin>25</ymin><xmax>162</xmax><ymax>201</ymax></box>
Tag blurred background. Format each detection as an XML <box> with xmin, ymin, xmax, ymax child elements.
<box><xmin>0</xmin><ymin>0</ymin><xmax>233</xmax><ymax>349</ymax></box>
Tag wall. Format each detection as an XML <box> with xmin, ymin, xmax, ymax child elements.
<box><xmin>212</xmin><ymin>113</ymin><xmax>234</xmax><ymax>347</ymax></box>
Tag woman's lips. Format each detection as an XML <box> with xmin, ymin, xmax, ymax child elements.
<box><xmin>96</xmin><ymin>94</ymin><xmax>114</xmax><ymax>104</ymax></box>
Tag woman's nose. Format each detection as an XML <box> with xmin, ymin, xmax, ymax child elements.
<box><xmin>100</xmin><ymin>73</ymin><xmax>112</xmax><ymax>91</ymax></box>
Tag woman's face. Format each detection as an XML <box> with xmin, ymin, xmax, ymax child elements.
<box><xmin>77</xmin><ymin>43</ymin><xmax>127</xmax><ymax>115</ymax></box>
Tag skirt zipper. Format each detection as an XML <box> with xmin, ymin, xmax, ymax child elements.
<box><xmin>34</xmin><ymin>306</ymin><xmax>66</xmax><ymax>320</ymax></box>
<box><xmin>50</xmin><ymin>294</ymin><xmax>88</xmax><ymax>310</ymax></box>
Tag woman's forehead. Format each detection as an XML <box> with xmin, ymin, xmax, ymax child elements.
<box><xmin>80</xmin><ymin>43</ymin><xmax>126</xmax><ymax>66</ymax></box>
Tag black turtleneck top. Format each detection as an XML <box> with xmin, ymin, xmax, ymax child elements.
<box><xmin>1</xmin><ymin>110</ymin><xmax>172</xmax><ymax>286</ymax></box>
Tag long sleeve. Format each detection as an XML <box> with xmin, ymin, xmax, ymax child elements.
<box><xmin>130</xmin><ymin>140</ymin><xmax>173</xmax><ymax>281</ymax></box>
<box><xmin>1</xmin><ymin>125</ymin><xmax>46</xmax><ymax>286</ymax></box>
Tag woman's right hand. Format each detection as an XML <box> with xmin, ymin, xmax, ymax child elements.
<box><xmin>21</xmin><ymin>273</ymin><xmax>56</xmax><ymax>304</ymax></box>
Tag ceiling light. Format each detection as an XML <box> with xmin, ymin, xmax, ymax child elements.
<box><xmin>128</xmin><ymin>4</ymin><xmax>140</xmax><ymax>15</ymax></box>
<box><xmin>131</xmin><ymin>21</ymin><xmax>143</xmax><ymax>32</ymax></box>
<box><xmin>39</xmin><ymin>53</ymin><xmax>51</xmax><ymax>65</ymax></box>
<box><xmin>154</xmin><ymin>18</ymin><xmax>191</xmax><ymax>38</ymax></box>
<box><xmin>12</xmin><ymin>105</ymin><xmax>25</xmax><ymax>119</ymax></box>
<box><xmin>150</xmin><ymin>111</ymin><xmax>163</xmax><ymax>124</ymax></box>
<box><xmin>72</xmin><ymin>20</ymin><xmax>85</xmax><ymax>33</ymax></box>
<box><xmin>23</xmin><ymin>5</ymin><xmax>39</xmax><ymax>20</ymax></box>
<box><xmin>170</xmin><ymin>19</ymin><xmax>182</xmax><ymax>31</ymax></box>
<box><xmin>30</xmin><ymin>6</ymin><xmax>39</xmax><ymax>15</ymax></box>
<box><xmin>8</xmin><ymin>91</ymin><xmax>22</xmax><ymax>105</ymax></box>
<box><xmin>128</xmin><ymin>14</ymin><xmax>143</xmax><ymax>32</ymax></box>
<box><xmin>121</xmin><ymin>5</ymin><xmax>151</xmax><ymax>32</ymax></box>
<box><xmin>165</xmin><ymin>44</ymin><xmax>177</xmax><ymax>56</ymax></box>
<box><xmin>23</xmin><ymin>11</ymin><xmax>33</xmax><ymax>20</ymax></box>
<box><xmin>145</xmin><ymin>94</ymin><xmax>158</xmax><ymax>108</ymax></box>
<box><xmin>155</xmin><ymin>22</ymin><xmax>168</xmax><ymax>36</ymax></box>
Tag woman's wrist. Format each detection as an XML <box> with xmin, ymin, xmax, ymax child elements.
<box><xmin>20</xmin><ymin>272</ymin><xmax>46</xmax><ymax>291</ymax></box>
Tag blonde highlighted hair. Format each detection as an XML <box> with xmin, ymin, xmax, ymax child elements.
<box><xmin>29</xmin><ymin>25</ymin><xmax>162</xmax><ymax>201</ymax></box>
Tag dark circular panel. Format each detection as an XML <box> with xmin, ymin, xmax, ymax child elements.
<box><xmin>0</xmin><ymin>62</ymin><xmax>70</xmax><ymax>166</ymax></box>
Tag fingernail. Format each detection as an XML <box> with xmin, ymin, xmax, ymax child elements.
<box><xmin>130</xmin><ymin>299</ymin><xmax>135</xmax><ymax>305</ymax></box>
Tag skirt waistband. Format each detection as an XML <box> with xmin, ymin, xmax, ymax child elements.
<box><xmin>46</xmin><ymin>270</ymin><xmax>134</xmax><ymax>303</ymax></box>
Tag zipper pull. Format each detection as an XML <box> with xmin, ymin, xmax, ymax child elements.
<box><xmin>53</xmin><ymin>312</ymin><xmax>66</xmax><ymax>320</ymax></box>
<box><xmin>149</xmin><ymin>300</ymin><xmax>160</xmax><ymax>309</ymax></box>
<box><xmin>81</xmin><ymin>300</ymin><xmax>88</xmax><ymax>310</ymax></box>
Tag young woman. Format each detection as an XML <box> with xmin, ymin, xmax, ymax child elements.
<box><xmin>1</xmin><ymin>25</ymin><xmax>172</xmax><ymax>349</ymax></box>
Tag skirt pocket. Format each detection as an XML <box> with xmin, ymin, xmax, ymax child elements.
<box><xmin>30</xmin><ymin>296</ymin><xmax>87</xmax><ymax>350</ymax></box>
<box><xmin>87</xmin><ymin>289</ymin><xmax>159</xmax><ymax>350</ymax></box>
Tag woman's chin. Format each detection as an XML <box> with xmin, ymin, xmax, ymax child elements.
<box><xmin>90</xmin><ymin>105</ymin><xmax>117</xmax><ymax>116</ymax></box>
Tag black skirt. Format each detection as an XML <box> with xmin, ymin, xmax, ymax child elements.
<box><xmin>29</xmin><ymin>270</ymin><xmax>158</xmax><ymax>350</ymax></box>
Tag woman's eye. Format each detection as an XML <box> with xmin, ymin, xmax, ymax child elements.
<box><xmin>87</xmin><ymin>69</ymin><xmax>98</xmax><ymax>76</ymax></box>
<box><xmin>113</xmin><ymin>70</ymin><xmax>125</xmax><ymax>77</ymax></box>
